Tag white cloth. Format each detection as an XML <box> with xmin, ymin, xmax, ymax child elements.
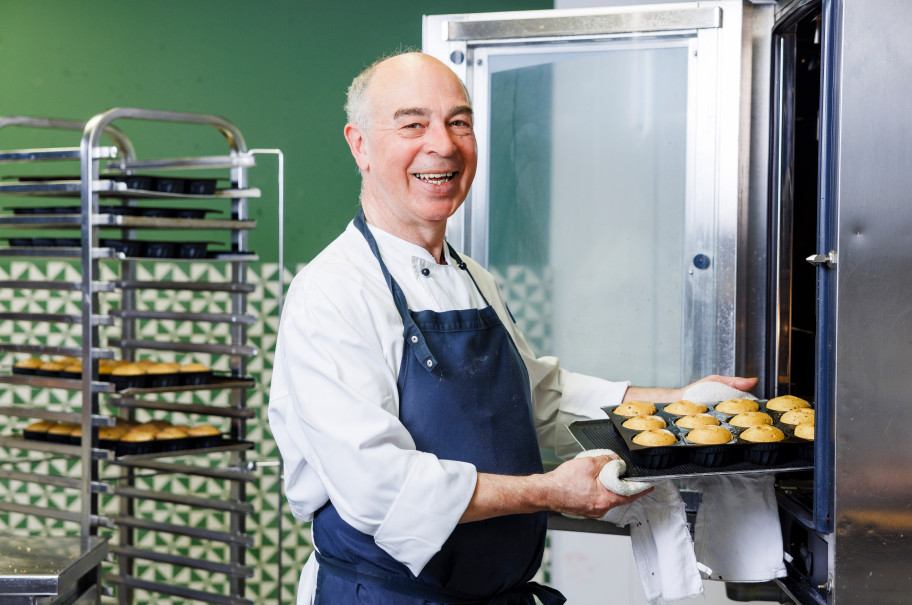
<box><xmin>268</xmin><ymin>220</ymin><xmax>630</xmax><ymax>602</ymax></box>
<box><xmin>681</xmin><ymin>382</ymin><xmax>787</xmax><ymax>583</ymax></box>
<box><xmin>572</xmin><ymin>450</ymin><xmax>705</xmax><ymax>603</ymax></box>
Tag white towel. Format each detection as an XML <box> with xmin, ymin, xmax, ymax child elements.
<box><xmin>681</xmin><ymin>382</ymin><xmax>788</xmax><ymax>583</ymax></box>
<box><xmin>574</xmin><ymin>450</ymin><xmax>705</xmax><ymax>603</ymax></box>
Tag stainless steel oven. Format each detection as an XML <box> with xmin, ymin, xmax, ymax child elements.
<box><xmin>425</xmin><ymin>1</ymin><xmax>912</xmax><ymax>602</ymax></box>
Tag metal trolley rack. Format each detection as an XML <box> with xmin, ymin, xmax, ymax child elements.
<box><xmin>0</xmin><ymin>109</ymin><xmax>272</xmax><ymax>604</ymax></box>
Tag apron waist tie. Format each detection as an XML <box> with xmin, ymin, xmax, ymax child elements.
<box><xmin>315</xmin><ymin>551</ymin><xmax>566</xmax><ymax>605</ymax></box>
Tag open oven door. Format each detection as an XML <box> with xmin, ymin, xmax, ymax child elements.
<box><xmin>424</xmin><ymin>3</ymin><xmax>760</xmax><ymax>603</ymax></box>
<box><xmin>424</xmin><ymin>1</ymin><xmax>755</xmax><ymax>392</ymax></box>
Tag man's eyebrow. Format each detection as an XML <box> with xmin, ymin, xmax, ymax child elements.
<box><xmin>392</xmin><ymin>105</ymin><xmax>474</xmax><ymax>120</ymax></box>
<box><xmin>393</xmin><ymin>107</ymin><xmax>428</xmax><ymax>120</ymax></box>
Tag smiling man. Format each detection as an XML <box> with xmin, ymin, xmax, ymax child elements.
<box><xmin>268</xmin><ymin>52</ymin><xmax>756</xmax><ymax>605</ymax></box>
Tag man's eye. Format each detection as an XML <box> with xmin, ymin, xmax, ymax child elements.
<box><xmin>404</xmin><ymin>123</ymin><xmax>424</xmax><ymax>129</ymax></box>
<box><xmin>451</xmin><ymin>120</ymin><xmax>473</xmax><ymax>129</ymax></box>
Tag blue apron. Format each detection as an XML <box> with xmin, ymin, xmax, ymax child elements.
<box><xmin>310</xmin><ymin>210</ymin><xmax>565</xmax><ymax>605</ymax></box>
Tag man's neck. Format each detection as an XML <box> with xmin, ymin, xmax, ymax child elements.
<box><xmin>361</xmin><ymin>202</ymin><xmax>448</xmax><ymax>264</ymax></box>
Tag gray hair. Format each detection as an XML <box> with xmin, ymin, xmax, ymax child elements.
<box><xmin>344</xmin><ymin>50</ymin><xmax>471</xmax><ymax>130</ymax></box>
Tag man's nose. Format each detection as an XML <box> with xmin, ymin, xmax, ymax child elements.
<box><xmin>425</xmin><ymin>121</ymin><xmax>457</xmax><ymax>155</ymax></box>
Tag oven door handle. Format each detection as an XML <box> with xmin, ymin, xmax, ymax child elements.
<box><xmin>806</xmin><ymin>250</ymin><xmax>838</xmax><ymax>267</ymax></box>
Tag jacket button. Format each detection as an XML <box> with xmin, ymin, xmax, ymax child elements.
<box><xmin>410</xmin><ymin>335</ymin><xmax>418</xmax><ymax>344</ymax></box>
<box><xmin>421</xmin><ymin>268</ymin><xmax>430</xmax><ymax>277</ymax></box>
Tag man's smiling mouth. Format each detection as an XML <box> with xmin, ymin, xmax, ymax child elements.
<box><xmin>414</xmin><ymin>172</ymin><xmax>455</xmax><ymax>185</ymax></box>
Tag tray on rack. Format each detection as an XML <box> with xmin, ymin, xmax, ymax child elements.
<box><xmin>568</xmin><ymin>418</ymin><xmax>813</xmax><ymax>481</ymax></box>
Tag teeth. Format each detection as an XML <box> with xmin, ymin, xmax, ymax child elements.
<box><xmin>415</xmin><ymin>172</ymin><xmax>454</xmax><ymax>184</ymax></box>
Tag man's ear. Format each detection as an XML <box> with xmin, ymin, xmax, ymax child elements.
<box><xmin>344</xmin><ymin>123</ymin><xmax>369</xmax><ymax>171</ymax></box>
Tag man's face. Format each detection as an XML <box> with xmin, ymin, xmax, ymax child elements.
<box><xmin>346</xmin><ymin>55</ymin><xmax>477</xmax><ymax>232</ymax></box>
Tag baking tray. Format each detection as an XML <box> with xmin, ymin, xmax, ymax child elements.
<box><xmin>568</xmin><ymin>418</ymin><xmax>813</xmax><ymax>480</ymax></box>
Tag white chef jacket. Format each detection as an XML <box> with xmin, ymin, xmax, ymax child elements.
<box><xmin>268</xmin><ymin>219</ymin><xmax>630</xmax><ymax>603</ymax></box>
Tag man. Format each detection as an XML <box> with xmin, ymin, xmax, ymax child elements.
<box><xmin>268</xmin><ymin>51</ymin><xmax>757</xmax><ymax>604</ymax></box>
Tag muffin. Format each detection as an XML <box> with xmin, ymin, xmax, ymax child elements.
<box><xmin>767</xmin><ymin>395</ymin><xmax>811</xmax><ymax>412</ymax></box>
<box><xmin>24</xmin><ymin>420</ymin><xmax>58</xmax><ymax>434</ymax></box>
<box><xmin>155</xmin><ymin>426</ymin><xmax>189</xmax><ymax>440</ymax></box>
<box><xmin>621</xmin><ymin>415</ymin><xmax>666</xmax><ymax>431</ymax></box>
<box><xmin>146</xmin><ymin>362</ymin><xmax>181</xmax><ymax>388</ymax></box>
<box><xmin>13</xmin><ymin>357</ymin><xmax>43</xmax><ymax>375</ymax></box>
<box><xmin>61</xmin><ymin>363</ymin><xmax>82</xmax><ymax>380</ymax></box>
<box><xmin>632</xmin><ymin>428</ymin><xmax>676</xmax><ymax>447</ymax></box>
<box><xmin>714</xmin><ymin>398</ymin><xmax>759</xmax><ymax>414</ymax></box>
<box><xmin>111</xmin><ymin>363</ymin><xmax>147</xmax><ymax>390</ymax></box>
<box><xmin>663</xmin><ymin>400</ymin><xmax>708</xmax><ymax>416</ymax></box>
<box><xmin>187</xmin><ymin>424</ymin><xmax>221</xmax><ymax>437</ymax></box>
<box><xmin>740</xmin><ymin>425</ymin><xmax>786</xmax><ymax>443</ymax></box>
<box><xmin>179</xmin><ymin>362</ymin><xmax>212</xmax><ymax>386</ymax></box>
<box><xmin>675</xmin><ymin>413</ymin><xmax>720</xmax><ymax>429</ymax></box>
<box><xmin>36</xmin><ymin>361</ymin><xmax>64</xmax><ymax>377</ymax></box>
<box><xmin>685</xmin><ymin>425</ymin><xmax>733</xmax><ymax>445</ymax></box>
<box><xmin>780</xmin><ymin>408</ymin><xmax>815</xmax><ymax>425</ymax></box>
<box><xmin>729</xmin><ymin>411</ymin><xmax>773</xmax><ymax>428</ymax></box>
<box><xmin>613</xmin><ymin>401</ymin><xmax>657</xmax><ymax>417</ymax></box>
<box><xmin>794</xmin><ymin>421</ymin><xmax>815</xmax><ymax>441</ymax></box>
<box><xmin>48</xmin><ymin>422</ymin><xmax>79</xmax><ymax>435</ymax></box>
<box><xmin>121</xmin><ymin>429</ymin><xmax>155</xmax><ymax>443</ymax></box>
<box><xmin>99</xmin><ymin>426</ymin><xmax>129</xmax><ymax>441</ymax></box>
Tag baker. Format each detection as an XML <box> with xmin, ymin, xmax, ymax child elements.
<box><xmin>268</xmin><ymin>51</ymin><xmax>757</xmax><ymax>605</ymax></box>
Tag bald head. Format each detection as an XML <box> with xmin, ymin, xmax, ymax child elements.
<box><xmin>345</xmin><ymin>52</ymin><xmax>471</xmax><ymax>130</ymax></box>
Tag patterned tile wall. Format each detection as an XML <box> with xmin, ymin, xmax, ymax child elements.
<box><xmin>0</xmin><ymin>259</ymin><xmax>550</xmax><ymax>604</ymax></box>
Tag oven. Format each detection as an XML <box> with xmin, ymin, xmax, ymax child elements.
<box><xmin>425</xmin><ymin>1</ymin><xmax>912</xmax><ymax>602</ymax></box>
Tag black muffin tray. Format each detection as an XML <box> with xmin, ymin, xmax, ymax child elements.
<box><xmin>569</xmin><ymin>400</ymin><xmax>814</xmax><ymax>479</ymax></box>
<box><xmin>22</xmin><ymin>429</ymin><xmax>244</xmax><ymax>456</ymax></box>
<box><xmin>6</xmin><ymin>205</ymin><xmax>220</xmax><ymax>218</ymax></box>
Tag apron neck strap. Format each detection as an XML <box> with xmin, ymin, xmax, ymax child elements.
<box><xmin>353</xmin><ymin>209</ymin><xmax>438</xmax><ymax>372</ymax></box>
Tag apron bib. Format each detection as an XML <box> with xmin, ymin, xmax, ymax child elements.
<box><xmin>311</xmin><ymin>210</ymin><xmax>564</xmax><ymax>605</ymax></box>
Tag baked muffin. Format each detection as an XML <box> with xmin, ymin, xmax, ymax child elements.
<box><xmin>111</xmin><ymin>363</ymin><xmax>148</xmax><ymax>390</ymax></box>
<box><xmin>36</xmin><ymin>361</ymin><xmax>64</xmax><ymax>377</ymax></box>
<box><xmin>729</xmin><ymin>411</ymin><xmax>773</xmax><ymax>428</ymax></box>
<box><xmin>13</xmin><ymin>357</ymin><xmax>42</xmax><ymax>375</ymax></box>
<box><xmin>25</xmin><ymin>420</ymin><xmax>58</xmax><ymax>433</ymax></box>
<box><xmin>48</xmin><ymin>422</ymin><xmax>80</xmax><ymax>436</ymax></box>
<box><xmin>155</xmin><ymin>426</ymin><xmax>189</xmax><ymax>440</ymax></box>
<box><xmin>99</xmin><ymin>426</ymin><xmax>129</xmax><ymax>440</ymax></box>
<box><xmin>621</xmin><ymin>415</ymin><xmax>666</xmax><ymax>431</ymax></box>
<box><xmin>121</xmin><ymin>429</ymin><xmax>155</xmax><ymax>443</ymax></box>
<box><xmin>740</xmin><ymin>425</ymin><xmax>785</xmax><ymax>442</ymax></box>
<box><xmin>179</xmin><ymin>362</ymin><xmax>212</xmax><ymax>386</ymax></box>
<box><xmin>632</xmin><ymin>428</ymin><xmax>676</xmax><ymax>447</ymax></box>
<box><xmin>714</xmin><ymin>398</ymin><xmax>759</xmax><ymax>414</ymax></box>
<box><xmin>146</xmin><ymin>362</ymin><xmax>181</xmax><ymax>387</ymax></box>
<box><xmin>663</xmin><ymin>400</ymin><xmax>708</xmax><ymax>416</ymax></box>
<box><xmin>187</xmin><ymin>424</ymin><xmax>220</xmax><ymax>437</ymax></box>
<box><xmin>685</xmin><ymin>425</ymin><xmax>733</xmax><ymax>445</ymax></box>
<box><xmin>675</xmin><ymin>413</ymin><xmax>721</xmax><ymax>429</ymax></box>
<box><xmin>794</xmin><ymin>421</ymin><xmax>815</xmax><ymax>441</ymax></box>
<box><xmin>781</xmin><ymin>408</ymin><xmax>815</xmax><ymax>425</ymax></box>
<box><xmin>767</xmin><ymin>395</ymin><xmax>811</xmax><ymax>411</ymax></box>
<box><xmin>613</xmin><ymin>401</ymin><xmax>657</xmax><ymax>417</ymax></box>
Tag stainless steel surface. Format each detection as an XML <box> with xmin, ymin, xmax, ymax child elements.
<box><xmin>116</xmin><ymin>280</ymin><xmax>255</xmax><ymax>293</ymax></box>
<box><xmin>107</xmin><ymin>458</ymin><xmax>256</xmax><ymax>482</ymax></box>
<box><xmin>112</xmin><ymin>485</ymin><xmax>254</xmax><ymax>514</ymax></box>
<box><xmin>446</xmin><ymin>6</ymin><xmax>721</xmax><ymax>40</ymax></box>
<box><xmin>106</xmin><ymin>153</ymin><xmax>255</xmax><ymax>171</ymax></box>
<box><xmin>0</xmin><ymin>313</ymin><xmax>113</xmax><ymax>326</ymax></box>
<box><xmin>109</xmin><ymin>544</ymin><xmax>254</xmax><ymax>577</ymax></box>
<box><xmin>828</xmin><ymin>0</ymin><xmax>912</xmax><ymax>601</ymax></box>
<box><xmin>107</xmin><ymin>338</ymin><xmax>257</xmax><ymax>357</ymax></box>
<box><xmin>110</xmin><ymin>515</ymin><xmax>253</xmax><ymax>546</ymax></box>
<box><xmin>104</xmin><ymin>574</ymin><xmax>253</xmax><ymax>605</ymax></box>
<box><xmin>0</xmin><ymin>345</ymin><xmax>114</xmax><ymax>359</ymax></box>
<box><xmin>0</xmin><ymin>146</ymin><xmax>117</xmax><ymax>162</ymax></box>
<box><xmin>0</xmin><ymin>375</ymin><xmax>113</xmax><ymax>392</ymax></box>
<box><xmin>109</xmin><ymin>395</ymin><xmax>257</xmax><ymax>418</ymax></box>
<box><xmin>110</xmin><ymin>309</ymin><xmax>256</xmax><ymax>325</ymax></box>
<box><xmin>425</xmin><ymin>1</ymin><xmax>753</xmax><ymax>383</ymax></box>
<box><xmin>0</xmin><ymin>533</ymin><xmax>106</xmax><ymax>598</ymax></box>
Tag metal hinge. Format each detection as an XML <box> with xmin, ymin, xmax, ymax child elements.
<box><xmin>806</xmin><ymin>250</ymin><xmax>837</xmax><ymax>267</ymax></box>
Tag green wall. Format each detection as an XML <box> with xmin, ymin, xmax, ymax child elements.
<box><xmin>0</xmin><ymin>0</ymin><xmax>551</xmax><ymax>267</ymax></box>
